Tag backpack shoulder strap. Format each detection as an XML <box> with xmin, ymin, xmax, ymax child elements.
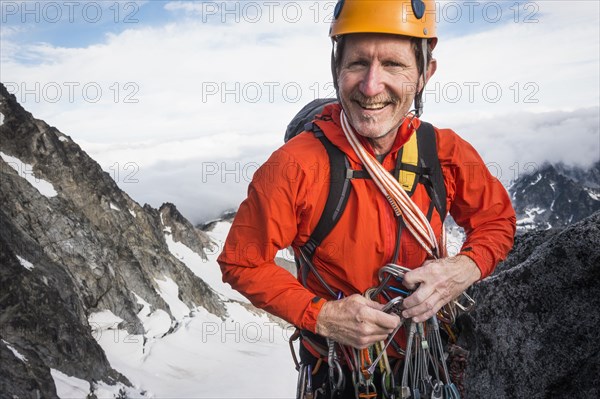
<box><xmin>299</xmin><ymin>121</ymin><xmax>446</xmax><ymax>261</ymax></box>
<box><xmin>397</xmin><ymin>131</ymin><xmax>420</xmax><ymax>194</ymax></box>
<box><xmin>301</xmin><ymin>122</ymin><xmax>353</xmax><ymax>259</ymax></box>
<box><xmin>415</xmin><ymin>121</ymin><xmax>447</xmax><ymax>221</ymax></box>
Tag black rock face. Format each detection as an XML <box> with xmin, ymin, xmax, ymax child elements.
<box><xmin>159</xmin><ymin>202</ymin><xmax>213</xmax><ymax>259</ymax></box>
<box><xmin>459</xmin><ymin>211</ymin><xmax>600</xmax><ymax>398</ymax></box>
<box><xmin>0</xmin><ymin>81</ymin><xmax>227</xmax><ymax>396</ymax></box>
<box><xmin>0</xmin><ymin>211</ymin><xmax>127</xmax><ymax>397</ymax></box>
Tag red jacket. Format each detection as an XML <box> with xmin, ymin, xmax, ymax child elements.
<box><xmin>218</xmin><ymin>103</ymin><xmax>516</xmax><ymax>334</ymax></box>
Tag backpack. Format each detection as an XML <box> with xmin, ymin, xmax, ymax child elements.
<box><xmin>284</xmin><ymin>99</ymin><xmax>447</xmax><ymax>292</ymax></box>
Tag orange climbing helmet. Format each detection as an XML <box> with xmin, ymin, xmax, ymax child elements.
<box><xmin>329</xmin><ymin>0</ymin><xmax>438</xmax><ymax>48</ymax></box>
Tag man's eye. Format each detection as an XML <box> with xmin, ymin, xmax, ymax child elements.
<box><xmin>348</xmin><ymin>60</ymin><xmax>368</xmax><ymax>68</ymax></box>
<box><xmin>384</xmin><ymin>62</ymin><xmax>406</xmax><ymax>68</ymax></box>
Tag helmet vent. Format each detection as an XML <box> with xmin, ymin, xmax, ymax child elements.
<box><xmin>412</xmin><ymin>0</ymin><xmax>425</xmax><ymax>19</ymax></box>
<box><xmin>334</xmin><ymin>0</ymin><xmax>345</xmax><ymax>19</ymax></box>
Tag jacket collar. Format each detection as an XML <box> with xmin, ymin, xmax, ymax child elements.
<box><xmin>313</xmin><ymin>103</ymin><xmax>422</xmax><ymax>166</ymax></box>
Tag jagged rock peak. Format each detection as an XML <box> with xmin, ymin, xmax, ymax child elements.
<box><xmin>159</xmin><ymin>202</ymin><xmax>214</xmax><ymax>259</ymax></box>
<box><xmin>510</xmin><ymin>161</ymin><xmax>600</xmax><ymax>231</ymax></box>
<box><xmin>197</xmin><ymin>209</ymin><xmax>237</xmax><ymax>231</ymax></box>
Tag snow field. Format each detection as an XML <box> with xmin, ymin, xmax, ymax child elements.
<box><xmin>79</xmin><ymin>221</ymin><xmax>297</xmax><ymax>398</ymax></box>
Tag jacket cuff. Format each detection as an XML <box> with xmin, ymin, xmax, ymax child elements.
<box><xmin>458</xmin><ymin>245</ymin><xmax>494</xmax><ymax>279</ymax></box>
<box><xmin>299</xmin><ymin>297</ymin><xmax>327</xmax><ymax>333</ymax></box>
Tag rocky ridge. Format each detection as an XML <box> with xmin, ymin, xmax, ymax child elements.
<box><xmin>509</xmin><ymin>162</ymin><xmax>600</xmax><ymax>231</ymax></box>
<box><xmin>0</xmin><ymin>83</ymin><xmax>226</xmax><ymax>396</ymax></box>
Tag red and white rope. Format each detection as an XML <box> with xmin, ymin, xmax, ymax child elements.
<box><xmin>340</xmin><ymin>110</ymin><xmax>440</xmax><ymax>259</ymax></box>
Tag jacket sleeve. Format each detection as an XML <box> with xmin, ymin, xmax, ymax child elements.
<box><xmin>217</xmin><ymin>148</ymin><xmax>326</xmax><ymax>332</ymax></box>
<box><xmin>438</xmin><ymin>129</ymin><xmax>517</xmax><ymax>278</ymax></box>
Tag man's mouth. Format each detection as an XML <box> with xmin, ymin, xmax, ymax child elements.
<box><xmin>356</xmin><ymin>101</ymin><xmax>388</xmax><ymax>111</ymax></box>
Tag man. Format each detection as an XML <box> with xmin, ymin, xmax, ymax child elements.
<box><xmin>218</xmin><ymin>0</ymin><xmax>515</xmax><ymax>395</ymax></box>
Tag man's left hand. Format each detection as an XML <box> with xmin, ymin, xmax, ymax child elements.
<box><xmin>401</xmin><ymin>255</ymin><xmax>481</xmax><ymax>323</ymax></box>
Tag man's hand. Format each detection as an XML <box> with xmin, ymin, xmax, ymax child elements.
<box><xmin>316</xmin><ymin>294</ymin><xmax>401</xmax><ymax>349</ymax></box>
<box><xmin>401</xmin><ymin>255</ymin><xmax>481</xmax><ymax>323</ymax></box>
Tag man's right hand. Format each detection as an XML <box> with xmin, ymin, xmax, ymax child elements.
<box><xmin>315</xmin><ymin>294</ymin><xmax>401</xmax><ymax>349</ymax></box>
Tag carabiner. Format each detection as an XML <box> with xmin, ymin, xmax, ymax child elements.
<box><xmin>381</xmin><ymin>296</ymin><xmax>405</xmax><ymax>314</ymax></box>
<box><xmin>306</xmin><ymin>364</ymin><xmax>313</xmax><ymax>396</ymax></box>
<box><xmin>445</xmin><ymin>383</ymin><xmax>461</xmax><ymax>399</ymax></box>
<box><xmin>357</xmin><ymin>381</ymin><xmax>377</xmax><ymax>399</ymax></box>
<box><xmin>381</xmin><ymin>370</ymin><xmax>396</xmax><ymax>399</ymax></box>
<box><xmin>296</xmin><ymin>363</ymin><xmax>307</xmax><ymax>399</ymax></box>
<box><xmin>431</xmin><ymin>381</ymin><xmax>443</xmax><ymax>399</ymax></box>
<box><xmin>329</xmin><ymin>359</ymin><xmax>345</xmax><ymax>394</ymax></box>
<box><xmin>455</xmin><ymin>292</ymin><xmax>476</xmax><ymax>313</ymax></box>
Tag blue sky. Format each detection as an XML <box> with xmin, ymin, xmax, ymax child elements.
<box><xmin>1</xmin><ymin>1</ymin><xmax>599</xmax><ymax>222</ymax></box>
<box><xmin>2</xmin><ymin>1</ymin><xmax>537</xmax><ymax>49</ymax></box>
<box><xmin>1</xmin><ymin>1</ymin><xmax>168</xmax><ymax>49</ymax></box>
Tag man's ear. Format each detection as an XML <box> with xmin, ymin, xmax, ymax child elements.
<box><xmin>418</xmin><ymin>58</ymin><xmax>437</xmax><ymax>92</ymax></box>
<box><xmin>425</xmin><ymin>58</ymin><xmax>437</xmax><ymax>85</ymax></box>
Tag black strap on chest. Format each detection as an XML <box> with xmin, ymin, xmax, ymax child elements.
<box><xmin>300</xmin><ymin>121</ymin><xmax>447</xmax><ymax>263</ymax></box>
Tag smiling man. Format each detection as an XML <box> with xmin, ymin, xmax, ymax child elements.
<box><xmin>218</xmin><ymin>1</ymin><xmax>515</xmax><ymax>397</ymax></box>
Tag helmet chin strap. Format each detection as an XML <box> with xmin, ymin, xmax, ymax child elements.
<box><xmin>415</xmin><ymin>38</ymin><xmax>429</xmax><ymax>118</ymax></box>
<box><xmin>330</xmin><ymin>38</ymin><xmax>342</xmax><ymax>104</ymax></box>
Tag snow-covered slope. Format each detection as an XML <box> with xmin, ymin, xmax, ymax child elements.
<box><xmin>86</xmin><ymin>221</ymin><xmax>298</xmax><ymax>398</ymax></box>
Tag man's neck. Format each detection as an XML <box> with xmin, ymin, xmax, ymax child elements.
<box><xmin>368</xmin><ymin>131</ymin><xmax>398</xmax><ymax>156</ymax></box>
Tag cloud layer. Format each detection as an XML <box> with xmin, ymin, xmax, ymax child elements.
<box><xmin>1</xmin><ymin>1</ymin><xmax>598</xmax><ymax>223</ymax></box>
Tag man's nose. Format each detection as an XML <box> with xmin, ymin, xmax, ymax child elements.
<box><xmin>359</xmin><ymin>65</ymin><xmax>385</xmax><ymax>98</ymax></box>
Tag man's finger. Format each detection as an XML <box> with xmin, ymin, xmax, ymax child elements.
<box><xmin>402</xmin><ymin>282</ymin><xmax>435</xmax><ymax>310</ymax></box>
<box><xmin>357</xmin><ymin>303</ymin><xmax>401</xmax><ymax>329</ymax></box>
<box><xmin>403</xmin><ymin>294</ymin><xmax>446</xmax><ymax>322</ymax></box>
<box><xmin>371</xmin><ymin>309</ymin><xmax>401</xmax><ymax>330</ymax></box>
<box><xmin>401</xmin><ymin>266</ymin><xmax>427</xmax><ymax>290</ymax></box>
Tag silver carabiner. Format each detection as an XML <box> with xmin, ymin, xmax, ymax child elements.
<box><xmin>381</xmin><ymin>296</ymin><xmax>405</xmax><ymax>314</ymax></box>
<box><xmin>330</xmin><ymin>359</ymin><xmax>345</xmax><ymax>394</ymax></box>
<box><xmin>446</xmin><ymin>383</ymin><xmax>461</xmax><ymax>399</ymax></box>
<box><xmin>381</xmin><ymin>370</ymin><xmax>396</xmax><ymax>399</ymax></box>
<box><xmin>296</xmin><ymin>363</ymin><xmax>307</xmax><ymax>399</ymax></box>
<box><xmin>431</xmin><ymin>381</ymin><xmax>443</xmax><ymax>399</ymax></box>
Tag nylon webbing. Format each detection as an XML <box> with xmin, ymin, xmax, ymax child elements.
<box><xmin>340</xmin><ymin>110</ymin><xmax>441</xmax><ymax>259</ymax></box>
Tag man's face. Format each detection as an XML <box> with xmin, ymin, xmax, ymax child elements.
<box><xmin>337</xmin><ymin>33</ymin><xmax>421</xmax><ymax>141</ymax></box>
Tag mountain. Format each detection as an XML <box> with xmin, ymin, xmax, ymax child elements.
<box><xmin>459</xmin><ymin>210</ymin><xmax>600</xmax><ymax>398</ymax></box>
<box><xmin>0</xmin><ymin>83</ymin><xmax>296</xmax><ymax>397</ymax></box>
<box><xmin>509</xmin><ymin>162</ymin><xmax>600</xmax><ymax>231</ymax></box>
<box><xmin>1</xmin><ymin>80</ymin><xmax>599</xmax><ymax>398</ymax></box>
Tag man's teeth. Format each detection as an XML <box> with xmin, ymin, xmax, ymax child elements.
<box><xmin>360</xmin><ymin>103</ymin><xmax>386</xmax><ymax>110</ymax></box>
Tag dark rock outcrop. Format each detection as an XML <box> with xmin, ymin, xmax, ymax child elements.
<box><xmin>459</xmin><ymin>211</ymin><xmax>600</xmax><ymax>398</ymax></box>
<box><xmin>0</xmin><ymin>214</ymin><xmax>128</xmax><ymax>397</ymax></box>
<box><xmin>0</xmin><ymin>82</ymin><xmax>226</xmax><ymax>395</ymax></box>
<box><xmin>159</xmin><ymin>202</ymin><xmax>213</xmax><ymax>259</ymax></box>
<box><xmin>197</xmin><ymin>209</ymin><xmax>237</xmax><ymax>231</ymax></box>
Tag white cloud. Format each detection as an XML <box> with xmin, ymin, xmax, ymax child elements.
<box><xmin>1</xmin><ymin>1</ymin><xmax>598</xmax><ymax>221</ymax></box>
<box><xmin>446</xmin><ymin>107</ymin><xmax>600</xmax><ymax>186</ymax></box>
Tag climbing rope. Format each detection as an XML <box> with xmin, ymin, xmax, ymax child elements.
<box><xmin>341</xmin><ymin>110</ymin><xmax>440</xmax><ymax>259</ymax></box>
